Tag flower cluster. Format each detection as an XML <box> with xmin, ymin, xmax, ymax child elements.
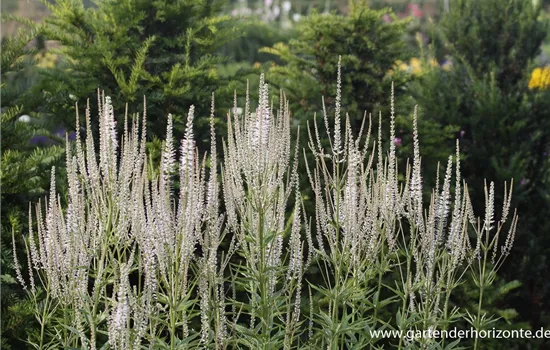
<box><xmin>392</xmin><ymin>57</ymin><xmax>450</xmax><ymax>76</ymax></box>
<box><xmin>528</xmin><ymin>66</ymin><xmax>550</xmax><ymax>89</ymax></box>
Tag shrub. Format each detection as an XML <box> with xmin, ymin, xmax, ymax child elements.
<box><xmin>411</xmin><ymin>0</ymin><xmax>550</xmax><ymax>336</ymax></box>
<box><xmin>259</xmin><ymin>1</ymin><xmax>411</xmax><ymax>130</ymax></box>
<box><xmin>12</xmin><ymin>64</ymin><xmax>517</xmax><ymax>349</ymax></box>
<box><xmin>441</xmin><ymin>0</ymin><xmax>547</xmax><ymax>91</ymax></box>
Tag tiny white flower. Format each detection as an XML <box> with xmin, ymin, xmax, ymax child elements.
<box><xmin>18</xmin><ymin>114</ymin><xmax>31</xmax><ymax>123</ymax></box>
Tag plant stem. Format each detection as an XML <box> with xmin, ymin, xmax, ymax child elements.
<box><xmin>39</xmin><ymin>291</ymin><xmax>50</xmax><ymax>350</ymax></box>
<box><xmin>474</xmin><ymin>233</ymin><xmax>489</xmax><ymax>350</ymax></box>
<box><xmin>170</xmin><ymin>292</ymin><xmax>177</xmax><ymax>350</ymax></box>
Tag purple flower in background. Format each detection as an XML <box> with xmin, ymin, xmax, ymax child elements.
<box><xmin>382</xmin><ymin>14</ymin><xmax>392</xmax><ymax>23</ymax></box>
<box><xmin>30</xmin><ymin>126</ymin><xmax>76</xmax><ymax>145</ymax></box>
<box><xmin>393</xmin><ymin>137</ymin><xmax>402</xmax><ymax>147</ymax></box>
<box><xmin>30</xmin><ymin>135</ymin><xmax>52</xmax><ymax>146</ymax></box>
<box><xmin>265</xmin><ymin>0</ymin><xmax>273</xmax><ymax>7</ymax></box>
<box><xmin>520</xmin><ymin>178</ymin><xmax>526</xmax><ymax>186</ymax></box>
<box><xmin>460</xmin><ymin>130</ymin><xmax>465</xmax><ymax>138</ymax></box>
<box><xmin>55</xmin><ymin>127</ymin><xmax>65</xmax><ymax>137</ymax></box>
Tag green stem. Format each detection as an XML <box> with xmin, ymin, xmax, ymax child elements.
<box><xmin>397</xmin><ymin>252</ymin><xmax>412</xmax><ymax>350</ymax></box>
<box><xmin>441</xmin><ymin>287</ymin><xmax>452</xmax><ymax>349</ymax></box>
<box><xmin>170</xmin><ymin>283</ymin><xmax>178</xmax><ymax>350</ymax></box>
<box><xmin>257</xmin><ymin>203</ymin><xmax>270</xmax><ymax>348</ymax></box>
<box><xmin>39</xmin><ymin>291</ymin><xmax>50</xmax><ymax>350</ymax></box>
<box><xmin>474</xmin><ymin>234</ymin><xmax>489</xmax><ymax>350</ymax></box>
<box><xmin>330</xmin><ymin>265</ymin><xmax>340</xmax><ymax>350</ymax></box>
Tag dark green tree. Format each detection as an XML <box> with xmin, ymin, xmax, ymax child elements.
<box><xmin>412</xmin><ymin>0</ymin><xmax>550</xmax><ymax>342</ymax></box>
<box><xmin>441</xmin><ymin>0</ymin><xmax>546</xmax><ymax>92</ymax></box>
<box><xmin>259</xmin><ymin>0</ymin><xmax>411</xmax><ymax>130</ymax></box>
<box><xmin>36</xmin><ymin>0</ymin><xmax>243</xmax><ymax>151</ymax></box>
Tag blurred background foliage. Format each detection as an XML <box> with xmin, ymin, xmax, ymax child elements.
<box><xmin>2</xmin><ymin>0</ymin><xmax>550</xmax><ymax>348</ymax></box>
<box><xmin>1</xmin><ymin>24</ymin><xmax>65</xmax><ymax>349</ymax></box>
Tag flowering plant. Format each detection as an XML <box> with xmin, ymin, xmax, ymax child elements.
<box><xmin>392</xmin><ymin>57</ymin><xmax>448</xmax><ymax>76</ymax></box>
<box><xmin>528</xmin><ymin>66</ymin><xmax>550</xmax><ymax>89</ymax></box>
<box><xmin>13</xmin><ymin>59</ymin><xmax>517</xmax><ymax>349</ymax></box>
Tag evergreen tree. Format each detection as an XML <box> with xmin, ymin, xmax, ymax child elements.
<box><xmin>37</xmin><ymin>0</ymin><xmax>242</xmax><ymax>151</ymax></box>
<box><xmin>260</xmin><ymin>0</ymin><xmax>410</xmax><ymax>130</ymax></box>
<box><xmin>1</xmin><ymin>22</ymin><xmax>64</xmax><ymax>349</ymax></box>
<box><xmin>441</xmin><ymin>0</ymin><xmax>546</xmax><ymax>91</ymax></box>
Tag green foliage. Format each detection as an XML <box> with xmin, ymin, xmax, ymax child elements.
<box><xmin>218</xmin><ymin>19</ymin><xmax>296</xmax><ymax>64</ymax></box>
<box><xmin>454</xmin><ymin>276</ymin><xmax>535</xmax><ymax>349</ymax></box>
<box><xmin>36</xmin><ymin>0</ymin><xmax>242</xmax><ymax>151</ymax></box>
<box><xmin>441</xmin><ymin>0</ymin><xmax>547</xmax><ymax>91</ymax></box>
<box><xmin>259</xmin><ymin>1</ymin><xmax>410</xmax><ymax>128</ymax></box>
<box><xmin>1</xmin><ymin>25</ymin><xmax>64</xmax><ymax>349</ymax></box>
<box><xmin>411</xmin><ymin>0</ymin><xmax>550</xmax><ymax>339</ymax></box>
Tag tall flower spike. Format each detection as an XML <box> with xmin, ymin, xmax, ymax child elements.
<box><xmin>411</xmin><ymin>106</ymin><xmax>423</xmax><ymax>229</ymax></box>
<box><xmin>12</xmin><ymin>226</ymin><xmax>27</xmax><ymax>290</ymax></box>
<box><xmin>245</xmin><ymin>79</ymin><xmax>250</xmax><ymax>125</ymax></box>
<box><xmin>484</xmin><ymin>181</ymin><xmax>495</xmax><ymax>232</ymax></box>
<box><xmin>74</xmin><ymin>102</ymin><xmax>86</xmax><ymax>176</ymax></box>
<box><xmin>321</xmin><ymin>96</ymin><xmax>333</xmax><ymax>152</ymax></box>
<box><xmin>85</xmin><ymin>99</ymin><xmax>99</xmax><ymax>186</ymax></box>
<box><xmin>99</xmin><ymin>95</ymin><xmax>118</xmax><ymax>181</ymax></box>
<box><xmin>333</xmin><ymin>56</ymin><xmax>342</xmax><ymax>157</ymax></box>
<box><xmin>361</xmin><ymin>113</ymin><xmax>372</xmax><ymax>158</ymax></box>
<box><xmin>181</xmin><ymin>106</ymin><xmax>196</xmax><ymax>178</ymax></box>
<box><xmin>502</xmin><ymin>210</ymin><xmax>518</xmax><ymax>257</ymax></box>
<box><xmin>207</xmin><ymin>93</ymin><xmax>218</xmax><ymax>213</ymax></box>
<box><xmin>260</xmin><ymin>79</ymin><xmax>270</xmax><ymax>148</ymax></box>
<box><xmin>437</xmin><ymin>156</ymin><xmax>453</xmax><ymax>243</ymax></box>
<box><xmin>28</xmin><ymin>204</ymin><xmax>40</xmax><ymax>272</ymax></box>
<box><xmin>501</xmin><ymin>179</ymin><xmax>513</xmax><ymax>225</ymax></box>
<box><xmin>446</xmin><ymin>140</ymin><xmax>463</xmax><ymax>254</ymax></box>
<box><xmin>452</xmin><ymin>140</ymin><xmax>462</xmax><ymax>220</ymax></box>
<box><xmin>161</xmin><ymin>114</ymin><xmax>175</xmax><ymax>187</ymax></box>
<box><xmin>387</xmin><ymin>82</ymin><xmax>397</xmax><ymax>212</ymax></box>
<box><xmin>377</xmin><ymin>111</ymin><xmax>383</xmax><ymax>176</ymax></box>
<box><xmin>139</xmin><ymin>95</ymin><xmax>148</xmax><ymax>164</ymax></box>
